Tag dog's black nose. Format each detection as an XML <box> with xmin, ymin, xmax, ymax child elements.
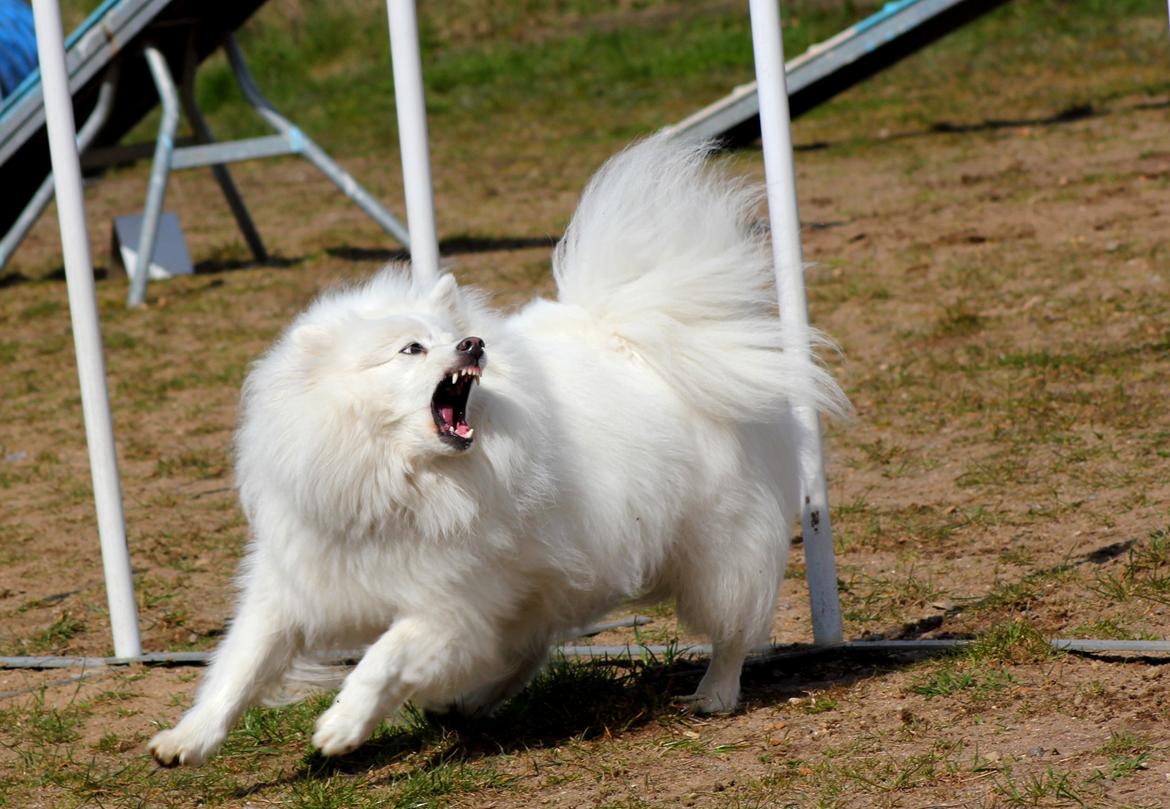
<box><xmin>457</xmin><ymin>336</ymin><xmax>485</xmax><ymax>359</ymax></box>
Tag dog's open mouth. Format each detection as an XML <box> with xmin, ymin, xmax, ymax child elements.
<box><xmin>431</xmin><ymin>364</ymin><xmax>481</xmax><ymax>449</ymax></box>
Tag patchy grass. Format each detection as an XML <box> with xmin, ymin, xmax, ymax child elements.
<box><xmin>910</xmin><ymin>668</ymin><xmax>1015</xmax><ymax>700</ymax></box>
<box><xmin>1091</xmin><ymin>527</ymin><xmax>1170</xmax><ymax>605</ymax></box>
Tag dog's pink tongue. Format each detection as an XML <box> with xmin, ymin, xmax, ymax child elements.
<box><xmin>440</xmin><ymin>406</ymin><xmax>454</xmax><ymax>426</ymax></box>
<box><xmin>454</xmin><ymin>423</ymin><xmax>472</xmax><ymax>438</ymax></box>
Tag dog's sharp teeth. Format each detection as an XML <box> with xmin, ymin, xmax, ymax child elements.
<box><xmin>451</xmin><ymin>373</ymin><xmax>458</xmax><ymax>385</ymax></box>
<box><xmin>466</xmin><ymin>428</ymin><xmax>474</xmax><ymax>438</ymax></box>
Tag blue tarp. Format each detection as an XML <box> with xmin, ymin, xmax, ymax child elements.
<box><xmin>0</xmin><ymin>0</ymin><xmax>37</xmax><ymax>100</ymax></box>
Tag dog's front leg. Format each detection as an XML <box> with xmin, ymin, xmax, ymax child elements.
<box><xmin>312</xmin><ymin>615</ymin><xmax>470</xmax><ymax>757</ymax></box>
<box><xmin>149</xmin><ymin>587</ymin><xmax>301</xmax><ymax>766</ymax></box>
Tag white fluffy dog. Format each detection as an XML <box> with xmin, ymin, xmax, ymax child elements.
<box><xmin>148</xmin><ymin>135</ymin><xmax>845</xmax><ymax>766</ymax></box>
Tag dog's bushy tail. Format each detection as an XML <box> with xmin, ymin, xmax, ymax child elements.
<box><xmin>553</xmin><ymin>134</ymin><xmax>847</xmax><ymax>421</ymax></box>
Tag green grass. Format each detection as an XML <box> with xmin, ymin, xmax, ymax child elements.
<box><xmin>911</xmin><ymin>668</ymin><xmax>1015</xmax><ymax>699</ymax></box>
<box><xmin>905</xmin><ymin>621</ymin><xmax>1051</xmax><ymax>711</ymax></box>
<box><xmin>0</xmin><ymin>612</ymin><xmax>89</xmax><ymax>657</ymax></box>
<box><xmin>1089</xmin><ymin>730</ymin><xmax>1155</xmax><ymax>783</ymax></box>
<box><xmin>1091</xmin><ymin>527</ymin><xmax>1170</xmax><ymax>605</ymax></box>
<box><xmin>840</xmin><ymin>566</ymin><xmax>942</xmax><ymax>626</ymax></box>
<box><xmin>992</xmin><ymin>767</ymin><xmax>1095</xmax><ymax>808</ymax></box>
<box><xmin>183</xmin><ymin>0</ymin><xmax>880</xmax><ymax>153</ymax></box>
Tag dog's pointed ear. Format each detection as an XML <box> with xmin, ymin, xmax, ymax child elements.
<box><xmin>426</xmin><ymin>273</ymin><xmax>462</xmax><ymax>312</ymax></box>
<box><xmin>425</xmin><ymin>273</ymin><xmax>473</xmax><ymax>330</ymax></box>
<box><xmin>291</xmin><ymin>323</ymin><xmax>331</xmax><ymax>355</ymax></box>
<box><xmin>425</xmin><ymin>273</ymin><xmax>475</xmax><ymax>330</ymax></box>
<box><xmin>421</xmin><ymin>271</ymin><xmax>460</xmax><ymax>309</ymax></box>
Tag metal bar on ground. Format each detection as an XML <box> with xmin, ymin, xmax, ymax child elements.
<box><xmin>1052</xmin><ymin>639</ymin><xmax>1170</xmax><ymax>654</ymax></box>
<box><xmin>386</xmin><ymin>0</ymin><xmax>440</xmax><ymax>287</ymax></box>
<box><xmin>29</xmin><ymin>0</ymin><xmax>141</xmax><ymax>658</ymax></box>
<box><xmin>127</xmin><ymin>44</ymin><xmax>180</xmax><ymax>306</ymax></box>
<box><xmin>576</xmin><ymin>616</ymin><xmax>654</xmax><ymax>637</ymax></box>
<box><xmin>8</xmin><ymin>638</ymin><xmax>1170</xmax><ymax>672</ymax></box>
<box><xmin>749</xmin><ymin>0</ymin><xmax>844</xmax><ymax>647</ymax></box>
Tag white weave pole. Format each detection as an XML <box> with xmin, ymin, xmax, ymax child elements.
<box><xmin>31</xmin><ymin>0</ymin><xmax>142</xmax><ymax>657</ymax></box>
<box><xmin>386</xmin><ymin>0</ymin><xmax>440</xmax><ymax>288</ymax></box>
<box><xmin>749</xmin><ymin>0</ymin><xmax>844</xmax><ymax>645</ymax></box>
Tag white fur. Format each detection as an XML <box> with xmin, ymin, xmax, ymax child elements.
<box><xmin>148</xmin><ymin>134</ymin><xmax>847</xmax><ymax>766</ymax></box>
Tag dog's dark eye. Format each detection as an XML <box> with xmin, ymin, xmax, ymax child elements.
<box><xmin>400</xmin><ymin>342</ymin><xmax>426</xmax><ymax>356</ymax></box>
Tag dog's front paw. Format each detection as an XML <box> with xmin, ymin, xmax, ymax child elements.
<box><xmin>312</xmin><ymin>701</ymin><xmax>379</xmax><ymax>757</ymax></box>
<box><xmin>148</xmin><ymin>724</ymin><xmax>220</xmax><ymax>768</ymax></box>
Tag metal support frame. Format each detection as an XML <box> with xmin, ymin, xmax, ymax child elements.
<box><xmin>179</xmin><ymin>36</ymin><xmax>266</xmax><ymax>265</ymax></box>
<box><xmin>1</xmin><ymin>32</ymin><xmax>410</xmax><ymax>294</ymax></box>
<box><xmin>127</xmin><ymin>35</ymin><xmax>411</xmax><ymax>305</ymax></box>
<box><xmin>126</xmin><ymin>45</ymin><xmax>179</xmax><ymax>305</ymax></box>
<box><xmin>223</xmin><ymin>37</ymin><xmax>411</xmax><ymax>248</ymax></box>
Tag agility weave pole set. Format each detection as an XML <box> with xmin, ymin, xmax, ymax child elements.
<box><xmin>15</xmin><ymin>0</ymin><xmax>1170</xmax><ymax>673</ymax></box>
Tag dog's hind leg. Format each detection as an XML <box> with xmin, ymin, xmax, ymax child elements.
<box><xmin>681</xmin><ymin>636</ymin><xmax>750</xmax><ymax>714</ymax></box>
<box><xmin>311</xmin><ymin>614</ymin><xmax>491</xmax><ymax>757</ymax></box>
<box><xmin>148</xmin><ymin>585</ymin><xmax>301</xmax><ymax>767</ymax></box>
<box><xmin>673</xmin><ymin>497</ymin><xmax>786</xmax><ymax>714</ymax></box>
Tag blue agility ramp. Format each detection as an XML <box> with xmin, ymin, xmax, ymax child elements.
<box><xmin>0</xmin><ymin>0</ymin><xmax>409</xmax><ymax>302</ymax></box>
<box><xmin>666</xmin><ymin>0</ymin><xmax>1012</xmax><ymax>145</ymax></box>
<box><xmin>0</xmin><ymin>0</ymin><xmax>37</xmax><ymax>99</ymax></box>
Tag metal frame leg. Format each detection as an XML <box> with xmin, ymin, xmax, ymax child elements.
<box><xmin>179</xmin><ymin>35</ymin><xmax>267</xmax><ymax>263</ymax></box>
<box><xmin>127</xmin><ymin>45</ymin><xmax>180</xmax><ymax>307</ymax></box>
<box><xmin>0</xmin><ymin>66</ymin><xmax>119</xmax><ymax>271</ymax></box>
<box><xmin>223</xmin><ymin>36</ymin><xmax>411</xmax><ymax>248</ymax></box>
